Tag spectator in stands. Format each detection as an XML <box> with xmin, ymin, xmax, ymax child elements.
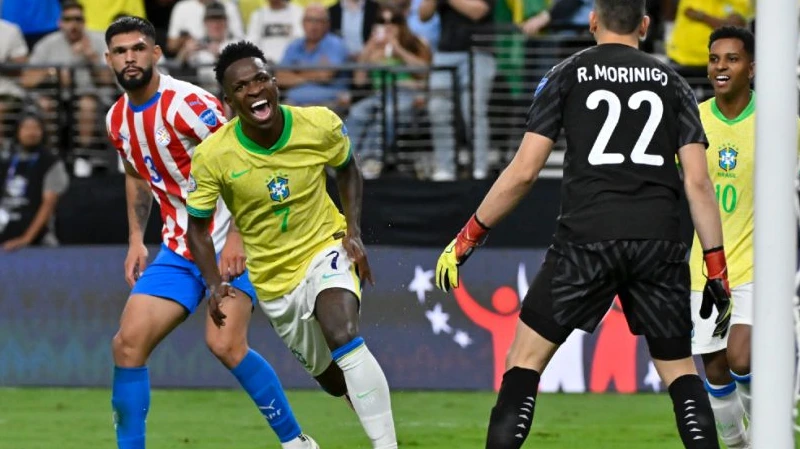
<box><xmin>328</xmin><ymin>0</ymin><xmax>379</xmax><ymax>59</ymax></box>
<box><xmin>419</xmin><ymin>0</ymin><xmax>496</xmax><ymax>181</ymax></box>
<box><xmin>174</xmin><ymin>2</ymin><xmax>236</xmax><ymax>92</ymax></box>
<box><xmin>80</xmin><ymin>0</ymin><xmax>146</xmax><ymax>32</ymax></box>
<box><xmin>294</xmin><ymin>0</ymin><xmax>337</xmax><ymax>9</ymax></box>
<box><xmin>277</xmin><ymin>4</ymin><xmax>349</xmax><ymax>108</ymax></box>
<box><xmin>667</xmin><ymin>0</ymin><xmax>752</xmax><ymax>77</ymax></box>
<box><xmin>22</xmin><ymin>1</ymin><xmax>111</xmax><ymax>157</ymax></box>
<box><xmin>346</xmin><ymin>4</ymin><xmax>432</xmax><ymax>179</ymax></box>
<box><xmin>0</xmin><ymin>111</ymin><xmax>69</xmax><ymax>251</ymax></box>
<box><xmin>238</xmin><ymin>0</ymin><xmax>265</xmax><ymax>25</ymax></box>
<box><xmin>1</xmin><ymin>0</ymin><xmax>60</xmax><ymax>49</ymax></box>
<box><xmin>246</xmin><ymin>0</ymin><xmax>305</xmax><ymax>65</ymax></box>
<box><xmin>517</xmin><ymin>0</ymin><xmax>593</xmax><ymax>36</ymax></box>
<box><xmin>166</xmin><ymin>0</ymin><xmax>244</xmax><ymax>56</ymax></box>
<box><xmin>145</xmin><ymin>0</ymin><xmax>180</xmax><ymax>49</ymax></box>
<box><xmin>401</xmin><ymin>0</ymin><xmax>440</xmax><ymax>50</ymax></box>
<box><xmin>0</xmin><ymin>19</ymin><xmax>28</xmax><ymax>145</ymax></box>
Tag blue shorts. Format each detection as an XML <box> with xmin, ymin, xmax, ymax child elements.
<box><xmin>131</xmin><ymin>244</ymin><xmax>258</xmax><ymax>314</ymax></box>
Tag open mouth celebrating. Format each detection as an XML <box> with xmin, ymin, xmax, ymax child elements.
<box><xmin>714</xmin><ymin>75</ymin><xmax>730</xmax><ymax>88</ymax></box>
<box><xmin>250</xmin><ymin>99</ymin><xmax>272</xmax><ymax>121</ymax></box>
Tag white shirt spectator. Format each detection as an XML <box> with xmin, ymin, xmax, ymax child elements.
<box><xmin>167</xmin><ymin>0</ymin><xmax>244</xmax><ymax>41</ymax></box>
<box><xmin>246</xmin><ymin>0</ymin><xmax>304</xmax><ymax>64</ymax></box>
<box><xmin>29</xmin><ymin>30</ymin><xmax>107</xmax><ymax>95</ymax></box>
<box><xmin>0</xmin><ymin>20</ymin><xmax>28</xmax><ymax>98</ymax></box>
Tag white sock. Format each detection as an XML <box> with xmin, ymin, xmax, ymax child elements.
<box><xmin>334</xmin><ymin>339</ymin><xmax>397</xmax><ymax>449</ymax></box>
<box><xmin>731</xmin><ymin>371</ymin><xmax>752</xmax><ymax>421</ymax></box>
<box><xmin>282</xmin><ymin>434</ymin><xmax>314</xmax><ymax>449</ymax></box>
<box><xmin>706</xmin><ymin>381</ymin><xmax>748</xmax><ymax>448</ymax></box>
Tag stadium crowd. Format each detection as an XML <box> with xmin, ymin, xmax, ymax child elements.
<box><xmin>0</xmin><ymin>0</ymin><xmax>757</xmax><ymax>248</ymax></box>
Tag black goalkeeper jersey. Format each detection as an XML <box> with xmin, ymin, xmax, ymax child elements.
<box><xmin>527</xmin><ymin>43</ymin><xmax>707</xmax><ymax>244</ymax></box>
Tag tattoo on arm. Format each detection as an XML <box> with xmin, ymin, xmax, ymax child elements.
<box><xmin>133</xmin><ymin>182</ymin><xmax>152</xmax><ymax>231</ymax></box>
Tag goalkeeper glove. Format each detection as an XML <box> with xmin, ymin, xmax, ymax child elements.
<box><xmin>699</xmin><ymin>246</ymin><xmax>733</xmax><ymax>339</ymax></box>
<box><xmin>435</xmin><ymin>214</ymin><xmax>490</xmax><ymax>292</ymax></box>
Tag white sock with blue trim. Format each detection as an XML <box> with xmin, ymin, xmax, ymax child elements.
<box><xmin>730</xmin><ymin>371</ymin><xmax>752</xmax><ymax>421</ymax></box>
<box><xmin>332</xmin><ymin>337</ymin><xmax>397</xmax><ymax>449</ymax></box>
<box><xmin>705</xmin><ymin>380</ymin><xmax>748</xmax><ymax>448</ymax></box>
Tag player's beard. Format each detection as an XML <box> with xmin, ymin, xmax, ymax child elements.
<box><xmin>115</xmin><ymin>65</ymin><xmax>154</xmax><ymax>91</ymax></box>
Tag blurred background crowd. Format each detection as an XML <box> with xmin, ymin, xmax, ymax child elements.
<box><xmin>0</xmin><ymin>0</ymin><xmax>761</xmax><ymax>248</ymax></box>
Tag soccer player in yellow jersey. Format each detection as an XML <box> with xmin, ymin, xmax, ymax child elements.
<box><xmin>185</xmin><ymin>41</ymin><xmax>397</xmax><ymax>449</ymax></box>
<box><xmin>689</xmin><ymin>26</ymin><xmax>799</xmax><ymax>449</ymax></box>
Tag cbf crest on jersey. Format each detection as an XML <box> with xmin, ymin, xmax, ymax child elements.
<box><xmin>718</xmin><ymin>146</ymin><xmax>738</xmax><ymax>172</ymax></box>
<box><xmin>267</xmin><ymin>174</ymin><xmax>290</xmax><ymax>202</ymax></box>
<box><xmin>187</xmin><ymin>174</ymin><xmax>197</xmax><ymax>193</ymax></box>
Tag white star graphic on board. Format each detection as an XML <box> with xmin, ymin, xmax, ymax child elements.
<box><xmin>408</xmin><ymin>265</ymin><xmax>434</xmax><ymax>303</ymax></box>
<box><xmin>425</xmin><ymin>303</ymin><xmax>452</xmax><ymax>335</ymax></box>
<box><xmin>453</xmin><ymin>330</ymin><xmax>473</xmax><ymax>348</ymax></box>
<box><xmin>645</xmin><ymin>361</ymin><xmax>662</xmax><ymax>392</ymax></box>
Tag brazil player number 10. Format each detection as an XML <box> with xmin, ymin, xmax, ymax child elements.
<box><xmin>715</xmin><ymin>183</ymin><xmax>737</xmax><ymax>213</ymax></box>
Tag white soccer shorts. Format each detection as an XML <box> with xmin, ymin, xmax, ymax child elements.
<box><xmin>258</xmin><ymin>242</ymin><xmax>361</xmax><ymax>376</ymax></box>
<box><xmin>690</xmin><ymin>282</ymin><xmax>753</xmax><ymax>355</ymax></box>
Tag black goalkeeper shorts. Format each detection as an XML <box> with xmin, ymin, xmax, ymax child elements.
<box><xmin>520</xmin><ymin>239</ymin><xmax>691</xmax><ymax>344</ymax></box>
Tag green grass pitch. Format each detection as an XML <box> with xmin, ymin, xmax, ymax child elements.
<box><xmin>0</xmin><ymin>388</ymin><xmax>797</xmax><ymax>448</ymax></box>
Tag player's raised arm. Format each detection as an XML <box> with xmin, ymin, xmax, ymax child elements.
<box><xmin>122</xmin><ymin>158</ymin><xmax>153</xmax><ymax>287</ymax></box>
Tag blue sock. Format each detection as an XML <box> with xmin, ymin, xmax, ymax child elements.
<box><xmin>111</xmin><ymin>366</ymin><xmax>150</xmax><ymax>449</ymax></box>
<box><xmin>231</xmin><ymin>349</ymin><xmax>302</xmax><ymax>443</ymax></box>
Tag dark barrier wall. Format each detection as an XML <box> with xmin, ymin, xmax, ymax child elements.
<box><xmin>55</xmin><ymin>177</ymin><xmax>564</xmax><ymax>248</ymax></box>
<box><xmin>1</xmin><ymin>246</ymin><xmax>672</xmax><ymax>393</ymax></box>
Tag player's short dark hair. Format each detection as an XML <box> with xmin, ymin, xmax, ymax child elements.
<box><xmin>61</xmin><ymin>1</ymin><xmax>84</xmax><ymax>14</ymax></box>
<box><xmin>709</xmin><ymin>26</ymin><xmax>755</xmax><ymax>60</ymax></box>
<box><xmin>594</xmin><ymin>0</ymin><xmax>646</xmax><ymax>34</ymax></box>
<box><xmin>105</xmin><ymin>16</ymin><xmax>157</xmax><ymax>45</ymax></box>
<box><xmin>214</xmin><ymin>40</ymin><xmax>270</xmax><ymax>87</ymax></box>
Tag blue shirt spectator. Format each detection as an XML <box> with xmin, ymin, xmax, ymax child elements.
<box><xmin>278</xmin><ymin>5</ymin><xmax>349</xmax><ymax>106</ymax></box>
<box><xmin>2</xmin><ymin>0</ymin><xmax>60</xmax><ymax>48</ymax></box>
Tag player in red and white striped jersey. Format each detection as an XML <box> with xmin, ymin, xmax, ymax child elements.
<box><xmin>106</xmin><ymin>65</ymin><xmax>230</xmax><ymax>258</ymax></box>
<box><xmin>103</xmin><ymin>17</ymin><xmax>317</xmax><ymax>449</ymax></box>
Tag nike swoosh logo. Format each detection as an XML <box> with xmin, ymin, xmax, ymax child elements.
<box><xmin>231</xmin><ymin>169</ymin><xmax>250</xmax><ymax>179</ymax></box>
<box><xmin>356</xmin><ymin>388</ymin><xmax>377</xmax><ymax>399</ymax></box>
<box><xmin>321</xmin><ymin>273</ymin><xmax>343</xmax><ymax>280</ymax></box>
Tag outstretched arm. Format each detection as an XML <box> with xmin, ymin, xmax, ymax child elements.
<box><xmin>435</xmin><ymin>132</ymin><xmax>553</xmax><ymax>292</ymax></box>
<box><xmin>475</xmin><ymin>132</ymin><xmax>553</xmax><ymax>227</ymax></box>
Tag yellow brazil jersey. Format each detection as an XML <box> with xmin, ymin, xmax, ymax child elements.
<box><xmin>689</xmin><ymin>93</ymin><xmax>800</xmax><ymax>290</ymax></box>
<box><xmin>186</xmin><ymin>105</ymin><xmax>351</xmax><ymax>300</ymax></box>
<box><xmin>667</xmin><ymin>0</ymin><xmax>753</xmax><ymax>67</ymax></box>
<box><xmin>80</xmin><ymin>0</ymin><xmax>146</xmax><ymax>32</ymax></box>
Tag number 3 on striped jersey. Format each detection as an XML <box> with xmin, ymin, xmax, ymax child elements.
<box><xmin>586</xmin><ymin>89</ymin><xmax>664</xmax><ymax>166</ymax></box>
<box><xmin>273</xmin><ymin>206</ymin><xmax>290</xmax><ymax>232</ymax></box>
<box><xmin>143</xmin><ymin>155</ymin><xmax>162</xmax><ymax>183</ymax></box>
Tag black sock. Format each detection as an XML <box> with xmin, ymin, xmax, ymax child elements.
<box><xmin>668</xmin><ymin>374</ymin><xmax>720</xmax><ymax>449</ymax></box>
<box><xmin>485</xmin><ymin>367</ymin><xmax>540</xmax><ymax>449</ymax></box>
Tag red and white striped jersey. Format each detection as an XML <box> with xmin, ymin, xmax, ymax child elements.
<box><xmin>106</xmin><ymin>74</ymin><xmax>231</xmax><ymax>259</ymax></box>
